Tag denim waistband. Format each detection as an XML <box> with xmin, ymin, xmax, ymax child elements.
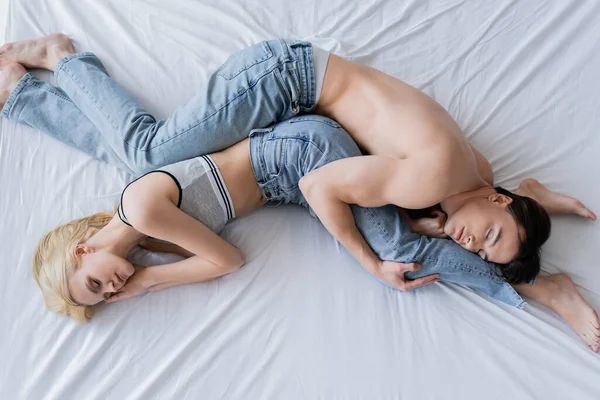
<box><xmin>275</xmin><ymin>39</ymin><xmax>317</xmax><ymax>112</ymax></box>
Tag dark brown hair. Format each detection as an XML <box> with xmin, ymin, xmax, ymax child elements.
<box><xmin>494</xmin><ymin>186</ymin><xmax>551</xmax><ymax>284</ymax></box>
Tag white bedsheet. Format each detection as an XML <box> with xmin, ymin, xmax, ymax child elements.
<box><xmin>1</xmin><ymin>0</ymin><xmax>599</xmax><ymax>398</ymax></box>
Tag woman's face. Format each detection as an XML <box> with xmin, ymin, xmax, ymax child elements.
<box><xmin>443</xmin><ymin>194</ymin><xmax>522</xmax><ymax>264</ymax></box>
<box><xmin>68</xmin><ymin>246</ymin><xmax>135</xmax><ymax>306</ymax></box>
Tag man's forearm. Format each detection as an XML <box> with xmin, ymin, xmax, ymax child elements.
<box><xmin>140</xmin><ymin>238</ymin><xmax>195</xmax><ymax>258</ymax></box>
<box><xmin>300</xmin><ymin>182</ymin><xmax>382</xmax><ymax>276</ymax></box>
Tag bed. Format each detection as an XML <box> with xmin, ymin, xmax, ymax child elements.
<box><xmin>1</xmin><ymin>0</ymin><xmax>599</xmax><ymax>398</ymax></box>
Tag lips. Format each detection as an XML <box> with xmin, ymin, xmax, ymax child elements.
<box><xmin>455</xmin><ymin>226</ymin><xmax>464</xmax><ymax>242</ymax></box>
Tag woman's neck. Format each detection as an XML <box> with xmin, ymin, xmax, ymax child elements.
<box><xmin>84</xmin><ymin>215</ymin><xmax>146</xmax><ymax>258</ymax></box>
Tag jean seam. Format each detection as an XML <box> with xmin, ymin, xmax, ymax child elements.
<box><xmin>216</xmin><ymin>42</ymin><xmax>274</xmax><ymax>80</ymax></box>
<box><xmin>144</xmin><ymin>62</ymin><xmax>286</xmax><ymax>151</ymax></box>
<box><xmin>272</xmin><ymin>69</ymin><xmax>293</xmax><ymax>115</ymax></box>
<box><xmin>28</xmin><ymin>81</ymin><xmax>72</xmax><ymax>102</ymax></box>
<box><xmin>421</xmin><ymin>255</ymin><xmax>500</xmax><ymax>280</ymax></box>
<box><xmin>289</xmin><ymin>116</ymin><xmax>341</xmax><ymax>129</ymax></box>
<box><xmin>1</xmin><ymin>73</ymin><xmax>34</xmax><ymax>118</ymax></box>
<box><xmin>361</xmin><ymin>207</ymin><xmax>401</xmax><ymax>253</ymax></box>
<box><xmin>56</xmin><ymin>60</ymin><xmax>120</xmax><ymax>136</ymax></box>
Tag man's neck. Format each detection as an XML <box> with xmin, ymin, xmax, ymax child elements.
<box><xmin>440</xmin><ymin>186</ymin><xmax>497</xmax><ymax>215</ymax></box>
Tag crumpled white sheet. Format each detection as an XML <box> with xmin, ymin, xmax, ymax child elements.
<box><xmin>1</xmin><ymin>0</ymin><xmax>599</xmax><ymax>398</ymax></box>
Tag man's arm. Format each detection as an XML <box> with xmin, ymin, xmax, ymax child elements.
<box><xmin>139</xmin><ymin>238</ymin><xmax>195</xmax><ymax>258</ymax></box>
<box><xmin>348</xmin><ymin>204</ymin><xmax>524</xmax><ymax>308</ymax></box>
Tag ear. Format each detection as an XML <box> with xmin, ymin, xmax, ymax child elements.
<box><xmin>488</xmin><ymin>193</ymin><xmax>513</xmax><ymax>207</ymax></box>
<box><xmin>74</xmin><ymin>244</ymin><xmax>95</xmax><ymax>256</ymax></box>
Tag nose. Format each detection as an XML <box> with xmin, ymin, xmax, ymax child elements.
<box><xmin>464</xmin><ymin>234</ymin><xmax>477</xmax><ymax>251</ymax></box>
<box><xmin>107</xmin><ymin>280</ymin><xmax>117</xmax><ymax>292</ymax></box>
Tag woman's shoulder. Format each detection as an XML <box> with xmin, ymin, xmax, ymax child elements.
<box><xmin>120</xmin><ymin>171</ymin><xmax>182</xmax><ymax>229</ymax></box>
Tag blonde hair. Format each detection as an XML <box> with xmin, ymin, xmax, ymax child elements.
<box><xmin>32</xmin><ymin>208</ymin><xmax>116</xmax><ymax>323</ymax></box>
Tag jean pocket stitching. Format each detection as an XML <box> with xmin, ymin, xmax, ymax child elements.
<box><xmin>288</xmin><ymin>116</ymin><xmax>342</xmax><ymax>128</ymax></box>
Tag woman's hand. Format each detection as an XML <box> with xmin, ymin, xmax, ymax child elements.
<box><xmin>409</xmin><ymin>210</ymin><xmax>448</xmax><ymax>238</ymax></box>
<box><xmin>375</xmin><ymin>260</ymin><xmax>440</xmax><ymax>291</ymax></box>
<box><xmin>104</xmin><ymin>267</ymin><xmax>155</xmax><ymax>304</ymax></box>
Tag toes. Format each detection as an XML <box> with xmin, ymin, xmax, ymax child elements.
<box><xmin>577</xmin><ymin>207</ymin><xmax>595</xmax><ymax>220</ymax></box>
<box><xmin>570</xmin><ymin>200</ymin><xmax>596</xmax><ymax>220</ymax></box>
<box><xmin>0</xmin><ymin>43</ymin><xmax>13</xmax><ymax>54</ymax></box>
<box><xmin>591</xmin><ymin>311</ymin><xmax>600</xmax><ymax>330</ymax></box>
<box><xmin>581</xmin><ymin>333</ymin><xmax>594</xmax><ymax>347</ymax></box>
<box><xmin>588</xmin><ymin>209</ymin><xmax>597</xmax><ymax>221</ymax></box>
<box><xmin>1</xmin><ymin>63</ymin><xmax>26</xmax><ymax>77</ymax></box>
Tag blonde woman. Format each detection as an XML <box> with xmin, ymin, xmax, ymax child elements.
<box><xmin>0</xmin><ymin>34</ymin><xmax>598</xmax><ymax>350</ymax></box>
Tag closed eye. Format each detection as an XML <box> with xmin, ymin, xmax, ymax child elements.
<box><xmin>491</xmin><ymin>229</ymin><xmax>502</xmax><ymax>247</ymax></box>
<box><xmin>86</xmin><ymin>278</ymin><xmax>101</xmax><ymax>294</ymax></box>
<box><xmin>478</xmin><ymin>250</ymin><xmax>487</xmax><ymax>261</ymax></box>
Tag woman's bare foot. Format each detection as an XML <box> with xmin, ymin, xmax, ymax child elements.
<box><xmin>516</xmin><ymin>178</ymin><xmax>596</xmax><ymax>220</ymax></box>
<box><xmin>0</xmin><ymin>63</ymin><xmax>27</xmax><ymax>110</ymax></box>
<box><xmin>548</xmin><ymin>274</ymin><xmax>600</xmax><ymax>351</ymax></box>
<box><xmin>517</xmin><ymin>274</ymin><xmax>600</xmax><ymax>351</ymax></box>
<box><xmin>0</xmin><ymin>33</ymin><xmax>74</xmax><ymax>71</ymax></box>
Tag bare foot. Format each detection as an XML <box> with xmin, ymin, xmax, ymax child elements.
<box><xmin>0</xmin><ymin>63</ymin><xmax>27</xmax><ymax>110</ymax></box>
<box><xmin>0</xmin><ymin>33</ymin><xmax>74</xmax><ymax>71</ymax></box>
<box><xmin>546</xmin><ymin>274</ymin><xmax>600</xmax><ymax>351</ymax></box>
<box><xmin>516</xmin><ymin>178</ymin><xmax>596</xmax><ymax>220</ymax></box>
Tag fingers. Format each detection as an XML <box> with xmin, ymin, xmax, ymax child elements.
<box><xmin>391</xmin><ymin>262</ymin><xmax>441</xmax><ymax>291</ymax></box>
<box><xmin>400</xmin><ymin>262</ymin><xmax>421</xmax><ymax>273</ymax></box>
<box><xmin>402</xmin><ymin>274</ymin><xmax>441</xmax><ymax>291</ymax></box>
<box><xmin>432</xmin><ymin>209</ymin><xmax>447</xmax><ymax>221</ymax></box>
<box><xmin>104</xmin><ymin>291</ymin><xmax>132</xmax><ymax>304</ymax></box>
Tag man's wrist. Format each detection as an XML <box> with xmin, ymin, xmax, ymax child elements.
<box><xmin>362</xmin><ymin>255</ymin><xmax>383</xmax><ymax>277</ymax></box>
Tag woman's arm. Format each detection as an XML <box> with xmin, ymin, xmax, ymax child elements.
<box><xmin>105</xmin><ymin>254</ymin><xmax>239</xmax><ymax>303</ymax></box>
<box><xmin>107</xmin><ymin>195</ymin><xmax>244</xmax><ymax>302</ymax></box>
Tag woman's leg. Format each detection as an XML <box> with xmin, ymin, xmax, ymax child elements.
<box><xmin>471</xmin><ymin>145</ymin><xmax>599</xmax><ymax>350</ymax></box>
<box><xmin>470</xmin><ymin>143</ymin><xmax>595</xmax><ymax>220</ymax></box>
<box><xmin>513</xmin><ymin>275</ymin><xmax>600</xmax><ymax>351</ymax></box>
<box><xmin>0</xmin><ymin>64</ymin><xmax>134</xmax><ymax>173</ymax></box>
<box><xmin>250</xmin><ymin>116</ymin><xmax>526</xmax><ymax>307</ymax></box>
<box><xmin>1</xmin><ymin>34</ymin><xmax>318</xmax><ymax>174</ymax></box>
<box><xmin>251</xmin><ymin>116</ymin><xmax>600</xmax><ymax>351</ymax></box>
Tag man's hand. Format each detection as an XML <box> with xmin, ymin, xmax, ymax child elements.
<box><xmin>376</xmin><ymin>260</ymin><xmax>440</xmax><ymax>291</ymax></box>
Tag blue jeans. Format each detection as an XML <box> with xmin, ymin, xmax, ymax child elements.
<box><xmin>249</xmin><ymin>116</ymin><xmax>525</xmax><ymax>308</ymax></box>
<box><xmin>1</xmin><ymin>45</ymin><xmax>525</xmax><ymax>308</ymax></box>
<box><xmin>2</xmin><ymin>40</ymin><xmax>316</xmax><ymax>176</ymax></box>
